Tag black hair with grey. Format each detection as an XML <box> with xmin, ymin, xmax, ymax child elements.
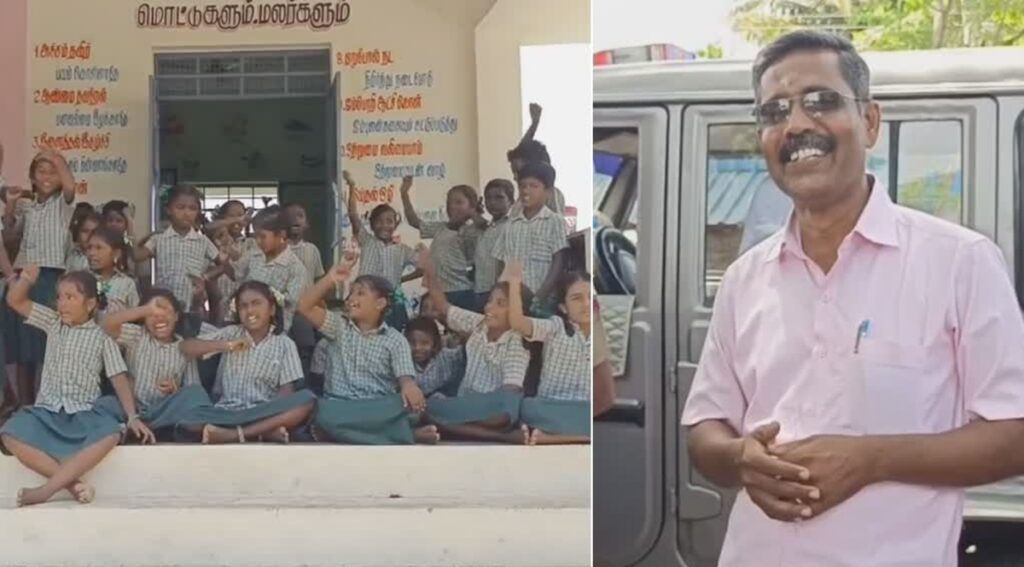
<box><xmin>752</xmin><ymin>30</ymin><xmax>870</xmax><ymax>104</ymax></box>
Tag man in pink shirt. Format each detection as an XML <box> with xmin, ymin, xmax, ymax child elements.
<box><xmin>681</xmin><ymin>30</ymin><xmax>1024</xmax><ymax>566</ymax></box>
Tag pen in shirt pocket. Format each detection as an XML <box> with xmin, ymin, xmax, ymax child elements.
<box><xmin>853</xmin><ymin>319</ymin><xmax>871</xmax><ymax>354</ymax></box>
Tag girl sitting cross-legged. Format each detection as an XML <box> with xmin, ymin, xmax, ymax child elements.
<box><xmin>177</xmin><ymin>281</ymin><xmax>315</xmax><ymax>444</ymax></box>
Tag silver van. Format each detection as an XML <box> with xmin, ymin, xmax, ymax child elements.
<box><xmin>593</xmin><ymin>47</ymin><xmax>1024</xmax><ymax>566</ymax></box>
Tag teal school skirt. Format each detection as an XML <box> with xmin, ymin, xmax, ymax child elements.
<box><xmin>96</xmin><ymin>384</ymin><xmax>212</xmax><ymax>431</ymax></box>
<box><xmin>520</xmin><ymin>398</ymin><xmax>591</xmax><ymax>436</ymax></box>
<box><xmin>426</xmin><ymin>389</ymin><xmax>522</xmax><ymax>426</ymax></box>
<box><xmin>178</xmin><ymin>389</ymin><xmax>315</xmax><ymax>428</ymax></box>
<box><xmin>314</xmin><ymin>393</ymin><xmax>414</xmax><ymax>445</ymax></box>
<box><xmin>0</xmin><ymin>397</ymin><xmax>124</xmax><ymax>460</ymax></box>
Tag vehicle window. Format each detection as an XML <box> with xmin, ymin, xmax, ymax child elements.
<box><xmin>703</xmin><ymin>119</ymin><xmax>962</xmax><ymax>302</ymax></box>
<box><xmin>594</xmin><ymin>127</ymin><xmax>639</xmax><ymax>238</ymax></box>
<box><xmin>893</xmin><ymin>121</ymin><xmax>962</xmax><ymax>224</ymax></box>
<box><xmin>594</xmin><ymin>127</ymin><xmax>640</xmax><ymax>294</ymax></box>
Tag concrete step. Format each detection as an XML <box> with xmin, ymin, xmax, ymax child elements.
<box><xmin>2</xmin><ymin>506</ymin><xmax>590</xmax><ymax>567</ymax></box>
<box><xmin>0</xmin><ymin>445</ymin><xmax>590</xmax><ymax>508</ymax></box>
<box><xmin>0</xmin><ymin>445</ymin><xmax>591</xmax><ymax>566</ymax></box>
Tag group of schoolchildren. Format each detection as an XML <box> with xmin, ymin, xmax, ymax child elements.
<box><xmin>0</xmin><ymin>111</ymin><xmax>593</xmax><ymax>507</ymax></box>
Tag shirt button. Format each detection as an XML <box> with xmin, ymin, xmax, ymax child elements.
<box><xmin>814</xmin><ymin>346</ymin><xmax>827</xmax><ymax>358</ymax></box>
<box><xmin>821</xmin><ymin>293</ymin><xmax>831</xmax><ymax>304</ymax></box>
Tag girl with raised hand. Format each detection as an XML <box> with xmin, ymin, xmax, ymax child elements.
<box><xmin>418</xmin><ymin>250</ymin><xmax>533</xmax><ymax>444</ymax></box>
<box><xmin>506</xmin><ymin>264</ymin><xmax>591</xmax><ymax>445</ymax></box>
<box><xmin>1</xmin><ymin>266</ymin><xmax>153</xmax><ymax>507</ymax></box>
<box><xmin>297</xmin><ymin>253</ymin><xmax>436</xmax><ymax>445</ymax></box>
<box><xmin>99</xmin><ymin>289</ymin><xmax>212</xmax><ymax>439</ymax></box>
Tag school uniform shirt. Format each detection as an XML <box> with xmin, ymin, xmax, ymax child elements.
<box><xmin>531</xmin><ymin>317</ymin><xmax>590</xmax><ymax>401</ymax></box>
<box><xmin>26</xmin><ymin>302</ymin><xmax>128</xmax><ymax>413</ymax></box>
<box><xmin>64</xmin><ymin>246</ymin><xmax>89</xmax><ymax>272</ymax></box>
<box><xmin>419</xmin><ymin>221</ymin><xmax>482</xmax><ymax>293</ymax></box>
<box><xmin>473</xmin><ymin>217</ymin><xmax>509</xmax><ymax>294</ymax></box>
<box><xmin>319</xmin><ymin>310</ymin><xmax>417</xmax><ymax>399</ymax></box>
<box><xmin>237</xmin><ymin>247</ymin><xmax>310</xmax><ymax>330</ymax></box>
<box><xmin>414</xmin><ymin>346</ymin><xmax>465</xmax><ymax>397</ymax></box>
<box><xmin>201</xmin><ymin>325</ymin><xmax>304</xmax><ymax>410</ymax></box>
<box><xmin>445</xmin><ymin>305</ymin><xmax>529</xmax><ymax>395</ymax></box>
<box><xmin>96</xmin><ymin>271</ymin><xmax>139</xmax><ymax>314</ymax></box>
<box><xmin>145</xmin><ymin>227</ymin><xmax>219</xmax><ymax>311</ymax></box>
<box><xmin>509</xmin><ymin>186</ymin><xmax>566</xmax><ymax>216</ymax></box>
<box><xmin>14</xmin><ymin>194</ymin><xmax>75</xmax><ymax>269</ymax></box>
<box><xmin>290</xmin><ymin>240</ymin><xmax>325</xmax><ymax>282</ymax></box>
<box><xmin>494</xmin><ymin>206</ymin><xmax>568</xmax><ymax>293</ymax></box>
<box><xmin>356</xmin><ymin>229</ymin><xmax>415</xmax><ymax>287</ymax></box>
<box><xmin>681</xmin><ymin>180</ymin><xmax>1024</xmax><ymax>567</ymax></box>
<box><xmin>310</xmin><ymin>338</ymin><xmax>329</xmax><ymax>375</ymax></box>
<box><xmin>117</xmin><ymin>323</ymin><xmax>199</xmax><ymax>409</ymax></box>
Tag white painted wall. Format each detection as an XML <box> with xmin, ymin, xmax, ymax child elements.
<box><xmin>474</xmin><ymin>0</ymin><xmax>591</xmax><ymax>200</ymax></box>
<box><xmin>520</xmin><ymin>43</ymin><xmax>592</xmax><ymax>224</ymax></box>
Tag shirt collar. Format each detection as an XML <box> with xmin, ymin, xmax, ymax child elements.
<box><xmin>164</xmin><ymin>226</ymin><xmax>202</xmax><ymax>240</ymax></box>
<box><xmin>345</xmin><ymin>316</ymin><xmax>388</xmax><ymax>336</ymax></box>
<box><xmin>511</xmin><ymin>204</ymin><xmax>555</xmax><ymax>222</ymax></box>
<box><xmin>763</xmin><ymin>175</ymin><xmax>899</xmax><ymax>264</ymax></box>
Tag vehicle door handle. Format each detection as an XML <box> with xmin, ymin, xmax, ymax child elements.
<box><xmin>595</xmin><ymin>398</ymin><xmax>645</xmax><ymax>426</ymax></box>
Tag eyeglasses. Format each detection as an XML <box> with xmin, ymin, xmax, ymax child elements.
<box><xmin>753</xmin><ymin>89</ymin><xmax>866</xmax><ymax>128</ymax></box>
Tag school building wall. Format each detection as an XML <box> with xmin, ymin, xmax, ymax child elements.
<box><xmin>1</xmin><ymin>0</ymin><xmax>589</xmax><ymax>245</ymax></box>
<box><xmin>474</xmin><ymin>0</ymin><xmax>592</xmax><ymax>191</ymax></box>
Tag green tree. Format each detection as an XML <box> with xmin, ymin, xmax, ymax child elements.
<box><xmin>698</xmin><ymin>43</ymin><xmax>726</xmax><ymax>59</ymax></box>
<box><xmin>731</xmin><ymin>0</ymin><xmax>1024</xmax><ymax>50</ymax></box>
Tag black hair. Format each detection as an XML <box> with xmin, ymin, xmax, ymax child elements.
<box><xmin>72</xmin><ymin>202</ymin><xmax>96</xmax><ymax>223</ymax></box>
<box><xmin>71</xmin><ymin>210</ymin><xmax>102</xmax><ymax>242</ymax></box>
<box><xmin>101</xmin><ymin>200</ymin><xmax>130</xmax><ymax>219</ymax></box>
<box><xmin>165</xmin><ymin>184</ymin><xmax>203</xmax><ymax>209</ymax></box>
<box><xmin>28</xmin><ymin>154</ymin><xmax>64</xmax><ymax>197</ymax></box>
<box><xmin>752</xmin><ymin>30</ymin><xmax>871</xmax><ymax>103</ymax></box>
<box><xmin>230</xmin><ymin>281</ymin><xmax>285</xmax><ymax>334</ymax></box>
<box><xmin>484</xmin><ymin>178</ymin><xmax>515</xmax><ymax>202</ymax></box>
<box><xmin>88</xmin><ymin>226</ymin><xmax>131</xmax><ymax>273</ymax></box>
<box><xmin>516</xmin><ymin>161</ymin><xmax>556</xmax><ymax>189</ymax></box>
<box><xmin>368</xmin><ymin>204</ymin><xmax>401</xmax><ymax>230</ymax></box>
<box><xmin>58</xmin><ymin>270</ymin><xmax>107</xmax><ymax>314</ymax></box>
<box><xmin>447</xmin><ymin>185</ymin><xmax>482</xmax><ymax>214</ymax></box>
<box><xmin>405</xmin><ymin>316</ymin><xmax>442</xmax><ymax>351</ymax></box>
<box><xmin>251</xmin><ymin>204</ymin><xmax>289</xmax><ymax>234</ymax></box>
<box><xmin>349</xmin><ymin>274</ymin><xmax>395</xmax><ymax>327</ymax></box>
<box><xmin>140</xmin><ymin>287</ymin><xmax>186</xmax><ymax>336</ymax></box>
<box><xmin>507</xmin><ymin>139</ymin><xmax>551</xmax><ymax>165</ymax></box>
<box><xmin>215</xmin><ymin>199</ymin><xmax>246</xmax><ymax>219</ymax></box>
<box><xmin>554</xmin><ymin>271</ymin><xmax>590</xmax><ymax>336</ymax></box>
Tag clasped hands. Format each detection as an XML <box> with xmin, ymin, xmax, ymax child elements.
<box><xmin>737</xmin><ymin>422</ymin><xmax>879</xmax><ymax>522</ymax></box>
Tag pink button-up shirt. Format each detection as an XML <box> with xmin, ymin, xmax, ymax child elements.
<box><xmin>682</xmin><ymin>179</ymin><xmax>1024</xmax><ymax>566</ymax></box>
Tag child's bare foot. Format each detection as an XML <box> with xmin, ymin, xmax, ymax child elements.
<box><xmin>528</xmin><ymin>428</ymin><xmax>546</xmax><ymax>446</ymax></box>
<box><xmin>261</xmin><ymin>426</ymin><xmax>289</xmax><ymax>444</ymax></box>
<box><xmin>519</xmin><ymin>424</ymin><xmax>532</xmax><ymax>445</ymax></box>
<box><xmin>66</xmin><ymin>481</ymin><xmax>95</xmax><ymax>504</ymax></box>
<box><xmin>310</xmin><ymin>423</ymin><xmax>329</xmax><ymax>442</ymax></box>
<box><xmin>414</xmin><ymin>425</ymin><xmax>440</xmax><ymax>445</ymax></box>
<box><xmin>202</xmin><ymin>424</ymin><xmax>240</xmax><ymax>444</ymax></box>
<box><xmin>16</xmin><ymin>486</ymin><xmax>51</xmax><ymax>507</ymax></box>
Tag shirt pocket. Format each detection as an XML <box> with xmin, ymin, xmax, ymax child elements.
<box><xmin>854</xmin><ymin>337</ymin><xmax>930</xmax><ymax>434</ymax></box>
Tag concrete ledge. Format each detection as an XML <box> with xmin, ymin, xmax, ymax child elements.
<box><xmin>1</xmin><ymin>507</ymin><xmax>590</xmax><ymax>567</ymax></box>
<box><xmin>0</xmin><ymin>445</ymin><xmax>590</xmax><ymax>508</ymax></box>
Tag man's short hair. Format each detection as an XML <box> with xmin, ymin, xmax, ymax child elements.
<box><xmin>752</xmin><ymin>30</ymin><xmax>871</xmax><ymax>103</ymax></box>
<box><xmin>507</xmin><ymin>139</ymin><xmax>551</xmax><ymax>165</ymax></box>
<box><xmin>516</xmin><ymin>161</ymin><xmax>556</xmax><ymax>189</ymax></box>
